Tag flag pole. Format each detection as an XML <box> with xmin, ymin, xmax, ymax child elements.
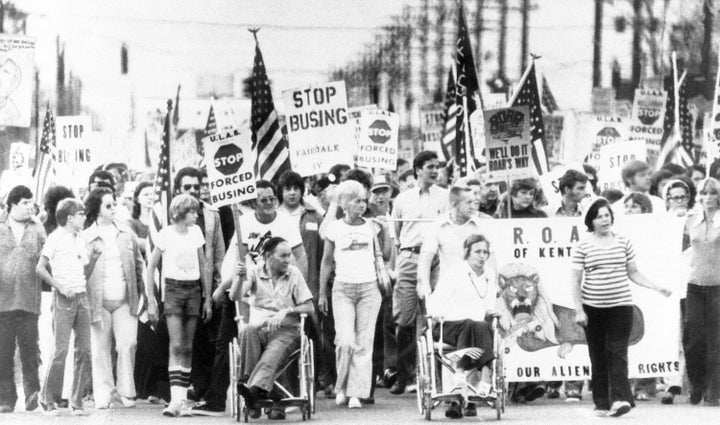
<box><xmin>463</xmin><ymin>96</ymin><xmax>473</xmax><ymax>176</ymax></box>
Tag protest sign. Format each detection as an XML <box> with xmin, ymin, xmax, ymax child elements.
<box><xmin>629</xmin><ymin>89</ymin><xmax>667</xmax><ymax>167</ymax></box>
<box><xmin>484</xmin><ymin>106</ymin><xmax>533</xmax><ymax>182</ymax></box>
<box><xmin>283</xmin><ymin>81</ymin><xmax>354</xmax><ymax>176</ymax></box>
<box><xmin>483</xmin><ymin>215</ymin><xmax>683</xmax><ymax>381</ymax></box>
<box><xmin>202</xmin><ymin>128</ymin><xmax>256</xmax><ymax>207</ymax></box>
<box><xmin>355</xmin><ymin>109</ymin><xmax>399</xmax><ymax>170</ymax></box>
<box><xmin>55</xmin><ymin>115</ymin><xmax>94</xmax><ymax>188</ymax></box>
<box><xmin>591</xmin><ymin>87</ymin><xmax>615</xmax><ymax>115</ymax></box>
<box><xmin>420</xmin><ymin>104</ymin><xmax>443</xmax><ymax>154</ymax></box>
<box><xmin>469</xmin><ymin>109</ymin><xmax>487</xmax><ymax>164</ymax></box>
<box><xmin>582</xmin><ymin>115</ymin><xmax>628</xmax><ymax>169</ymax></box>
<box><xmin>0</xmin><ymin>35</ymin><xmax>35</xmax><ymax>127</ymax></box>
<box><xmin>543</xmin><ymin>114</ymin><xmax>564</xmax><ymax>163</ymax></box>
<box><xmin>597</xmin><ymin>139</ymin><xmax>646</xmax><ymax>192</ymax></box>
<box><xmin>172</xmin><ymin>128</ymin><xmax>202</xmax><ymax>170</ymax></box>
<box><xmin>484</xmin><ymin>92</ymin><xmax>508</xmax><ymax>110</ymax></box>
<box><xmin>0</xmin><ymin>142</ymin><xmax>32</xmax><ymax>194</ymax></box>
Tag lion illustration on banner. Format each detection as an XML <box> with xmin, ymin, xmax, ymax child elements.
<box><xmin>497</xmin><ymin>262</ymin><xmax>644</xmax><ymax>358</ymax></box>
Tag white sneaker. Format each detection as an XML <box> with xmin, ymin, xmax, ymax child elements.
<box><xmin>609</xmin><ymin>401</ymin><xmax>631</xmax><ymax>417</ymax></box>
<box><xmin>348</xmin><ymin>397</ymin><xmax>361</xmax><ymax>409</ymax></box>
<box><xmin>119</xmin><ymin>397</ymin><xmax>136</xmax><ymax>408</ymax></box>
<box><xmin>162</xmin><ymin>402</ymin><xmax>180</xmax><ymax>417</ymax></box>
<box><xmin>335</xmin><ymin>392</ymin><xmax>348</xmax><ymax>406</ymax></box>
<box><xmin>178</xmin><ymin>400</ymin><xmax>193</xmax><ymax>417</ymax></box>
<box><xmin>406</xmin><ymin>383</ymin><xmax>418</xmax><ymax>393</ymax></box>
<box><xmin>593</xmin><ymin>409</ymin><xmax>609</xmax><ymax>417</ymax></box>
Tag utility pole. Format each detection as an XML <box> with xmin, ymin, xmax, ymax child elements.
<box><xmin>419</xmin><ymin>0</ymin><xmax>430</xmax><ymax>96</ymax></box>
<box><xmin>520</xmin><ymin>0</ymin><xmax>530</xmax><ymax>71</ymax></box>
<box><xmin>498</xmin><ymin>0</ymin><xmax>508</xmax><ymax>78</ymax></box>
<box><xmin>631</xmin><ymin>0</ymin><xmax>642</xmax><ymax>88</ymax></box>
<box><xmin>592</xmin><ymin>0</ymin><xmax>603</xmax><ymax>87</ymax></box>
<box><xmin>0</xmin><ymin>1</ymin><xmax>4</xmax><ymax>34</ymax></box>
<box><xmin>474</xmin><ymin>0</ymin><xmax>484</xmax><ymax>75</ymax></box>
<box><xmin>433</xmin><ymin>0</ymin><xmax>448</xmax><ymax>102</ymax></box>
<box><xmin>702</xmin><ymin>0</ymin><xmax>713</xmax><ymax>90</ymax></box>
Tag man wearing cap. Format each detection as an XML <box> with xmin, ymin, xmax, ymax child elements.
<box><xmin>389</xmin><ymin>151</ymin><xmax>449</xmax><ymax>394</ymax></box>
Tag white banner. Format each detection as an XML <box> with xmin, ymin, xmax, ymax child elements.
<box><xmin>283</xmin><ymin>81</ymin><xmax>354</xmax><ymax>176</ymax></box>
<box><xmin>55</xmin><ymin>116</ymin><xmax>94</xmax><ymax>189</ymax></box>
<box><xmin>0</xmin><ymin>35</ymin><xmax>34</xmax><ymax>127</ymax></box>
<box><xmin>485</xmin><ymin>216</ymin><xmax>683</xmax><ymax>382</ymax></box>
<box><xmin>202</xmin><ymin>128</ymin><xmax>256</xmax><ymax>207</ymax></box>
<box><xmin>597</xmin><ymin>140</ymin><xmax>646</xmax><ymax>192</ymax></box>
<box><xmin>484</xmin><ymin>106</ymin><xmax>533</xmax><ymax>182</ymax></box>
<box><xmin>629</xmin><ymin>89</ymin><xmax>667</xmax><ymax>167</ymax></box>
<box><xmin>355</xmin><ymin>109</ymin><xmax>399</xmax><ymax>170</ymax></box>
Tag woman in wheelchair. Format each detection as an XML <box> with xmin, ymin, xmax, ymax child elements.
<box><xmin>422</xmin><ymin>233</ymin><xmax>499</xmax><ymax>419</ymax></box>
<box><xmin>229</xmin><ymin>237</ymin><xmax>315</xmax><ymax>419</ymax></box>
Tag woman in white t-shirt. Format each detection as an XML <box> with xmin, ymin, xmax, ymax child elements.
<box><xmin>146</xmin><ymin>193</ymin><xmax>210</xmax><ymax>417</ymax></box>
<box><xmin>83</xmin><ymin>187</ymin><xmax>146</xmax><ymax>409</ymax></box>
<box><xmin>318</xmin><ymin>180</ymin><xmax>388</xmax><ymax>410</ymax></box>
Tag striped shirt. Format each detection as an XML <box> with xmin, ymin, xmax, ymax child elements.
<box><xmin>572</xmin><ymin>234</ymin><xmax>635</xmax><ymax>308</ymax></box>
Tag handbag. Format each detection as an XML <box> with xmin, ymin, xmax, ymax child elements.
<box><xmin>372</xmin><ymin>222</ymin><xmax>393</xmax><ymax>298</ymax></box>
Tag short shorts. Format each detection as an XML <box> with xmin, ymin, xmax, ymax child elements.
<box><xmin>164</xmin><ymin>278</ymin><xmax>201</xmax><ymax>317</ymax></box>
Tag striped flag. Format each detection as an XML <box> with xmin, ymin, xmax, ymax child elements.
<box><xmin>249</xmin><ymin>30</ymin><xmax>290</xmax><ymax>184</ymax></box>
<box><xmin>440</xmin><ymin>66</ymin><xmax>457</xmax><ymax>162</ymax></box>
<box><xmin>508</xmin><ymin>60</ymin><xmax>549</xmax><ymax>176</ymax></box>
<box><xmin>541</xmin><ymin>75</ymin><xmax>559</xmax><ymax>114</ymax></box>
<box><xmin>657</xmin><ymin>53</ymin><xmax>694</xmax><ymax>168</ymax></box>
<box><xmin>676</xmin><ymin>71</ymin><xmax>695</xmax><ymax>166</ymax></box>
<box><xmin>33</xmin><ymin>107</ymin><xmax>56</xmax><ymax>200</ymax></box>
<box><xmin>453</xmin><ymin>3</ymin><xmax>482</xmax><ymax>177</ymax></box>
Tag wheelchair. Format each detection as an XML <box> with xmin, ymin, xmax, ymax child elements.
<box><xmin>416</xmin><ymin>315</ymin><xmax>506</xmax><ymax>421</ymax></box>
<box><xmin>229</xmin><ymin>303</ymin><xmax>316</xmax><ymax>422</ymax></box>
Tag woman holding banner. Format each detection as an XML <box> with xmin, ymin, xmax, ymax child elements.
<box><xmin>571</xmin><ymin>197</ymin><xmax>671</xmax><ymax>418</ymax></box>
<box><xmin>683</xmin><ymin>177</ymin><xmax>720</xmax><ymax>406</ymax></box>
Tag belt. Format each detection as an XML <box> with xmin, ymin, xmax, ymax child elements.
<box><xmin>400</xmin><ymin>246</ymin><xmax>422</xmax><ymax>254</ymax></box>
<box><xmin>165</xmin><ymin>278</ymin><xmax>199</xmax><ymax>287</ymax></box>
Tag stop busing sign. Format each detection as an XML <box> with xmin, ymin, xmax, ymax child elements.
<box><xmin>214</xmin><ymin>143</ymin><xmax>244</xmax><ymax>175</ymax></box>
<box><xmin>368</xmin><ymin>119</ymin><xmax>391</xmax><ymax>144</ymax></box>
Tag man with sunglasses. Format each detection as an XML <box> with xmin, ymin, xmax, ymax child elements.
<box><xmin>173</xmin><ymin>167</ymin><xmax>226</xmax><ymax>402</ymax></box>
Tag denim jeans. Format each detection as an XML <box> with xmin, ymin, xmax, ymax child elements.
<box><xmin>684</xmin><ymin>284</ymin><xmax>720</xmax><ymax>400</ymax></box>
<box><xmin>583</xmin><ymin>304</ymin><xmax>633</xmax><ymax>410</ymax></box>
<box><xmin>90</xmin><ymin>303</ymin><xmax>138</xmax><ymax>405</ymax></box>
<box><xmin>392</xmin><ymin>252</ymin><xmax>419</xmax><ymax>384</ymax></box>
<box><xmin>202</xmin><ymin>295</ymin><xmax>237</xmax><ymax>409</ymax></box>
<box><xmin>0</xmin><ymin>311</ymin><xmax>40</xmax><ymax>408</ymax></box>
<box><xmin>41</xmin><ymin>292</ymin><xmax>92</xmax><ymax>409</ymax></box>
<box><xmin>333</xmin><ymin>281</ymin><xmax>381</xmax><ymax>399</ymax></box>
<box><xmin>238</xmin><ymin>323</ymin><xmax>300</xmax><ymax>392</ymax></box>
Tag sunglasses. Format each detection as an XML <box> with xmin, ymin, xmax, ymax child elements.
<box><xmin>183</xmin><ymin>184</ymin><xmax>200</xmax><ymax>191</ymax></box>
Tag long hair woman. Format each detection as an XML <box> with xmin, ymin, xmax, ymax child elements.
<box><xmin>82</xmin><ymin>187</ymin><xmax>146</xmax><ymax>409</ymax></box>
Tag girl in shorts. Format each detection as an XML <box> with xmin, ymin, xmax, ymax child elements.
<box><xmin>146</xmin><ymin>193</ymin><xmax>211</xmax><ymax>417</ymax></box>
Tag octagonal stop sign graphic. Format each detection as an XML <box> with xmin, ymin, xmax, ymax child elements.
<box><xmin>214</xmin><ymin>143</ymin><xmax>244</xmax><ymax>175</ymax></box>
<box><xmin>595</xmin><ymin>126</ymin><xmax>621</xmax><ymax>148</ymax></box>
<box><xmin>368</xmin><ymin>119</ymin><xmax>392</xmax><ymax>144</ymax></box>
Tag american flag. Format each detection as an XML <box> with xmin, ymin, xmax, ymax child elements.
<box><xmin>676</xmin><ymin>73</ymin><xmax>695</xmax><ymax>166</ymax></box>
<box><xmin>440</xmin><ymin>66</ymin><xmax>456</xmax><ymax>162</ymax></box>
<box><xmin>657</xmin><ymin>53</ymin><xmax>693</xmax><ymax>168</ymax></box>
<box><xmin>453</xmin><ymin>4</ymin><xmax>481</xmax><ymax>177</ymax></box>
<box><xmin>541</xmin><ymin>75</ymin><xmax>559</xmax><ymax>114</ymax></box>
<box><xmin>508</xmin><ymin>61</ymin><xmax>549</xmax><ymax>176</ymax></box>
<box><xmin>33</xmin><ymin>107</ymin><xmax>56</xmax><ymax>201</ymax></box>
<box><xmin>250</xmin><ymin>31</ymin><xmax>290</xmax><ymax>184</ymax></box>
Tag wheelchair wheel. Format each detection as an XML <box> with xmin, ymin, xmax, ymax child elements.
<box><xmin>307</xmin><ymin>339</ymin><xmax>315</xmax><ymax>416</ymax></box>
<box><xmin>494</xmin><ymin>353</ymin><xmax>505</xmax><ymax>418</ymax></box>
<box><xmin>415</xmin><ymin>338</ymin><xmax>427</xmax><ymax>415</ymax></box>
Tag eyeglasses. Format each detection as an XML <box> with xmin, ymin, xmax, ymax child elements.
<box><xmin>667</xmin><ymin>195</ymin><xmax>688</xmax><ymax>202</ymax></box>
<box><xmin>182</xmin><ymin>184</ymin><xmax>200</xmax><ymax>191</ymax></box>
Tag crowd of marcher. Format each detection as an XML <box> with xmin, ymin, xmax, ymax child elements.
<box><xmin>0</xmin><ymin>153</ymin><xmax>717</xmax><ymax>419</ymax></box>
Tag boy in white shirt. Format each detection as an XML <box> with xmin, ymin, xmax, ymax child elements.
<box><xmin>36</xmin><ymin>198</ymin><xmax>101</xmax><ymax>415</ymax></box>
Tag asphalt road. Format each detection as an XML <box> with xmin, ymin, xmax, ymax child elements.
<box><xmin>4</xmin><ymin>388</ymin><xmax>720</xmax><ymax>424</ymax></box>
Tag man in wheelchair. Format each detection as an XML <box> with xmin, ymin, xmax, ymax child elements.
<box><xmin>420</xmin><ymin>233</ymin><xmax>499</xmax><ymax>419</ymax></box>
<box><xmin>229</xmin><ymin>237</ymin><xmax>315</xmax><ymax>420</ymax></box>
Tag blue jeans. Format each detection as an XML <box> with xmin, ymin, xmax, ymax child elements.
<box><xmin>333</xmin><ymin>281</ymin><xmax>381</xmax><ymax>398</ymax></box>
<box><xmin>41</xmin><ymin>292</ymin><xmax>92</xmax><ymax>409</ymax></box>
<box><xmin>0</xmin><ymin>311</ymin><xmax>39</xmax><ymax>408</ymax></box>
<box><xmin>238</xmin><ymin>323</ymin><xmax>300</xmax><ymax>393</ymax></box>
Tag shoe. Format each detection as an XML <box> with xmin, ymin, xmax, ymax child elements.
<box><xmin>0</xmin><ymin>405</ymin><xmax>13</xmax><ymax>413</ymax></box>
<box><xmin>704</xmin><ymin>398</ymin><xmax>720</xmax><ymax>406</ymax></box>
<box><xmin>463</xmin><ymin>402</ymin><xmax>477</xmax><ymax>417</ymax></box>
<box><xmin>238</xmin><ymin>383</ymin><xmax>258</xmax><ymax>408</ymax></box>
<box><xmin>546</xmin><ymin>387</ymin><xmax>560</xmax><ymax>399</ymax></box>
<box><xmin>41</xmin><ymin>401</ymin><xmax>58</xmax><ymax>416</ymax></box>
<box><xmin>162</xmin><ymin>402</ymin><xmax>180</xmax><ymax>417</ymax></box>
<box><xmin>267</xmin><ymin>407</ymin><xmax>286</xmax><ymax>419</ymax></box>
<box><xmin>335</xmin><ymin>392</ymin><xmax>348</xmax><ymax>406</ymax></box>
<box><xmin>95</xmin><ymin>402</ymin><xmax>110</xmax><ymax>410</ymax></box>
<box><xmin>115</xmin><ymin>396</ymin><xmax>135</xmax><ymax>408</ymax></box>
<box><xmin>690</xmin><ymin>388</ymin><xmax>704</xmax><ymax>405</ymax></box>
<box><xmin>593</xmin><ymin>408</ymin><xmax>609</xmax><ymax>417</ymax></box>
<box><xmin>406</xmin><ymin>383</ymin><xmax>418</xmax><ymax>393</ymax></box>
<box><xmin>191</xmin><ymin>401</ymin><xmax>224</xmax><ymax>416</ymax></box>
<box><xmin>389</xmin><ymin>380</ymin><xmax>406</xmax><ymax>395</ymax></box>
<box><xmin>147</xmin><ymin>395</ymin><xmax>161</xmax><ymax>404</ymax></box>
<box><xmin>608</xmin><ymin>400</ymin><xmax>631</xmax><ymax>417</ymax></box>
<box><xmin>348</xmin><ymin>397</ymin><xmax>361</xmax><ymax>409</ymax></box>
<box><xmin>323</xmin><ymin>383</ymin><xmax>335</xmax><ymax>398</ymax></box>
<box><xmin>565</xmin><ymin>389</ymin><xmax>582</xmax><ymax>402</ymax></box>
<box><xmin>383</xmin><ymin>368</ymin><xmax>398</xmax><ymax>389</ymax></box>
<box><xmin>359</xmin><ymin>397</ymin><xmax>374</xmax><ymax>404</ymax></box>
<box><xmin>661</xmin><ymin>391</ymin><xmax>674</xmax><ymax>405</ymax></box>
<box><xmin>57</xmin><ymin>399</ymin><xmax>69</xmax><ymax>408</ymax></box>
<box><xmin>186</xmin><ymin>386</ymin><xmax>198</xmax><ymax>402</ymax></box>
<box><xmin>25</xmin><ymin>390</ymin><xmax>39</xmax><ymax>411</ymax></box>
<box><xmin>178</xmin><ymin>401</ymin><xmax>193</xmax><ymax>417</ymax></box>
<box><xmin>248</xmin><ymin>408</ymin><xmax>262</xmax><ymax>419</ymax></box>
<box><xmin>71</xmin><ymin>406</ymin><xmax>88</xmax><ymax>416</ymax></box>
<box><xmin>444</xmin><ymin>401</ymin><xmax>463</xmax><ymax>419</ymax></box>
<box><xmin>634</xmin><ymin>391</ymin><xmax>650</xmax><ymax>401</ymax></box>
<box><xmin>523</xmin><ymin>384</ymin><xmax>546</xmax><ymax>402</ymax></box>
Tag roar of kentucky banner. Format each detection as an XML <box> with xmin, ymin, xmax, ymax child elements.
<box><xmin>483</xmin><ymin>215</ymin><xmax>685</xmax><ymax>382</ymax></box>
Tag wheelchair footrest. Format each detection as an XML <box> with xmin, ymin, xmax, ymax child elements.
<box><xmin>432</xmin><ymin>393</ymin><xmax>464</xmax><ymax>403</ymax></box>
<box><xmin>252</xmin><ymin>398</ymin><xmax>309</xmax><ymax>408</ymax></box>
